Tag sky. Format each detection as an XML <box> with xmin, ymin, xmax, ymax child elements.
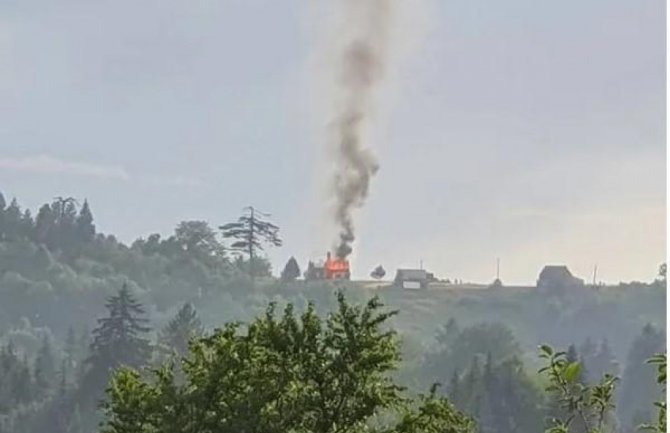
<box><xmin>0</xmin><ymin>0</ymin><xmax>665</xmax><ymax>285</ymax></box>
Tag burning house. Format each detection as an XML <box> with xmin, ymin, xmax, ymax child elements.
<box><xmin>304</xmin><ymin>252</ymin><xmax>351</xmax><ymax>281</ymax></box>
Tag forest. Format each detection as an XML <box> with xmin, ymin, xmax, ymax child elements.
<box><xmin>0</xmin><ymin>193</ymin><xmax>665</xmax><ymax>433</ymax></box>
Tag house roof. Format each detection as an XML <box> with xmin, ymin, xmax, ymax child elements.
<box><xmin>538</xmin><ymin>265</ymin><xmax>574</xmax><ymax>280</ymax></box>
<box><xmin>395</xmin><ymin>269</ymin><xmax>429</xmax><ymax>281</ymax></box>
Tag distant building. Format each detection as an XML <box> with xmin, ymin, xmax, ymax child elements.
<box><xmin>537</xmin><ymin>265</ymin><xmax>584</xmax><ymax>293</ymax></box>
<box><xmin>304</xmin><ymin>252</ymin><xmax>350</xmax><ymax>281</ymax></box>
<box><xmin>394</xmin><ymin>269</ymin><xmax>435</xmax><ymax>290</ymax></box>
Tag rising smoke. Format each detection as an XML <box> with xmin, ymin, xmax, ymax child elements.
<box><xmin>330</xmin><ymin>0</ymin><xmax>393</xmax><ymax>259</ymax></box>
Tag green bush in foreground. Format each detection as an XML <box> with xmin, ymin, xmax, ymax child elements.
<box><xmin>100</xmin><ymin>293</ymin><xmax>474</xmax><ymax>433</ymax></box>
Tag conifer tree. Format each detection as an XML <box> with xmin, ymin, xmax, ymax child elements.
<box><xmin>280</xmin><ymin>256</ymin><xmax>301</xmax><ymax>282</ymax></box>
<box><xmin>34</xmin><ymin>335</ymin><xmax>56</xmax><ymax>393</ymax></box>
<box><xmin>34</xmin><ymin>203</ymin><xmax>54</xmax><ymax>245</ymax></box>
<box><xmin>220</xmin><ymin>206</ymin><xmax>282</xmax><ymax>279</ymax></box>
<box><xmin>82</xmin><ymin>283</ymin><xmax>151</xmax><ymax>403</ymax></box>
<box><xmin>75</xmin><ymin>200</ymin><xmax>95</xmax><ymax>244</ymax></box>
<box><xmin>159</xmin><ymin>303</ymin><xmax>204</xmax><ymax>357</ymax></box>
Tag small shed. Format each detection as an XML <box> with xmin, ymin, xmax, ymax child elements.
<box><xmin>394</xmin><ymin>269</ymin><xmax>434</xmax><ymax>290</ymax></box>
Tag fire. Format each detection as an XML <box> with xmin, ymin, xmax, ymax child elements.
<box><xmin>324</xmin><ymin>252</ymin><xmax>350</xmax><ymax>280</ymax></box>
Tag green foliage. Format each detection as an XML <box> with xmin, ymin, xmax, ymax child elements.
<box><xmin>640</xmin><ymin>353</ymin><xmax>666</xmax><ymax>433</ymax></box>
<box><xmin>424</xmin><ymin>321</ymin><xmax>521</xmax><ymax>383</ymax></box>
<box><xmin>0</xmin><ymin>192</ymin><xmax>666</xmax><ymax>433</ymax></box>
<box><xmin>100</xmin><ymin>294</ymin><xmax>474</xmax><ymax>433</ymax></box>
<box><xmin>220</xmin><ymin>206</ymin><xmax>282</xmax><ymax>279</ymax></box>
<box><xmin>158</xmin><ymin>303</ymin><xmax>204</xmax><ymax>358</ymax></box>
<box><xmin>617</xmin><ymin>324</ymin><xmax>665</xmax><ymax>431</ymax></box>
<box><xmin>538</xmin><ymin>344</ymin><xmax>618</xmax><ymax>433</ymax></box>
<box><xmin>389</xmin><ymin>385</ymin><xmax>475</xmax><ymax>433</ymax></box>
<box><xmin>80</xmin><ymin>284</ymin><xmax>151</xmax><ymax>419</ymax></box>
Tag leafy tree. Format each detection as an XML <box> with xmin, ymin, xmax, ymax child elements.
<box><xmin>424</xmin><ymin>322</ymin><xmax>520</xmax><ymax>383</ymax></box>
<box><xmin>174</xmin><ymin>220</ymin><xmax>224</xmax><ymax>260</ymax></box>
<box><xmin>371</xmin><ymin>265</ymin><xmax>386</xmax><ymax>280</ymax></box>
<box><xmin>538</xmin><ymin>344</ymin><xmax>618</xmax><ymax>433</ymax></box>
<box><xmin>100</xmin><ymin>294</ymin><xmax>474</xmax><ymax>433</ymax></box>
<box><xmin>640</xmin><ymin>353</ymin><xmax>666</xmax><ymax>433</ymax></box>
<box><xmin>234</xmin><ymin>255</ymin><xmax>273</xmax><ymax>278</ymax></box>
<box><xmin>658</xmin><ymin>263</ymin><xmax>666</xmax><ymax>281</ymax></box>
<box><xmin>617</xmin><ymin>324</ymin><xmax>666</xmax><ymax>431</ymax></box>
<box><xmin>220</xmin><ymin>206</ymin><xmax>282</xmax><ymax>279</ymax></box>
<box><xmin>158</xmin><ymin>303</ymin><xmax>204</xmax><ymax>357</ymax></box>
<box><xmin>280</xmin><ymin>256</ymin><xmax>301</xmax><ymax>282</ymax></box>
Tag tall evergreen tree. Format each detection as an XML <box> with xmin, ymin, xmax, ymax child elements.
<box><xmin>86</xmin><ymin>284</ymin><xmax>151</xmax><ymax>373</ymax></box>
<box><xmin>75</xmin><ymin>200</ymin><xmax>95</xmax><ymax>244</ymax></box>
<box><xmin>20</xmin><ymin>209</ymin><xmax>33</xmax><ymax>239</ymax></box>
<box><xmin>35</xmin><ymin>203</ymin><xmax>56</xmax><ymax>248</ymax></box>
<box><xmin>280</xmin><ymin>256</ymin><xmax>301</xmax><ymax>282</ymax></box>
<box><xmin>34</xmin><ymin>335</ymin><xmax>56</xmax><ymax>393</ymax></box>
<box><xmin>3</xmin><ymin>198</ymin><xmax>22</xmax><ymax>241</ymax></box>
<box><xmin>0</xmin><ymin>191</ymin><xmax>5</xmax><ymax>240</ymax></box>
<box><xmin>159</xmin><ymin>303</ymin><xmax>204</xmax><ymax>357</ymax></box>
<box><xmin>82</xmin><ymin>284</ymin><xmax>151</xmax><ymax>400</ymax></box>
<box><xmin>220</xmin><ymin>206</ymin><xmax>282</xmax><ymax>279</ymax></box>
<box><xmin>617</xmin><ymin>324</ymin><xmax>666</xmax><ymax>432</ymax></box>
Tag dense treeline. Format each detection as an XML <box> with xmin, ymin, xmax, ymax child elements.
<box><xmin>0</xmin><ymin>192</ymin><xmax>665</xmax><ymax>433</ymax></box>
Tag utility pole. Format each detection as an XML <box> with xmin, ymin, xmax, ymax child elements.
<box><xmin>592</xmin><ymin>264</ymin><xmax>598</xmax><ymax>287</ymax></box>
<box><xmin>496</xmin><ymin>257</ymin><xmax>500</xmax><ymax>280</ymax></box>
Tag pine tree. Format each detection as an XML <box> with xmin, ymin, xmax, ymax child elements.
<box><xmin>75</xmin><ymin>200</ymin><xmax>95</xmax><ymax>244</ymax></box>
<box><xmin>159</xmin><ymin>303</ymin><xmax>204</xmax><ymax>357</ymax></box>
<box><xmin>220</xmin><ymin>206</ymin><xmax>282</xmax><ymax>279</ymax></box>
<box><xmin>3</xmin><ymin>198</ymin><xmax>22</xmax><ymax>241</ymax></box>
<box><xmin>68</xmin><ymin>404</ymin><xmax>84</xmax><ymax>433</ymax></box>
<box><xmin>34</xmin><ymin>335</ymin><xmax>56</xmax><ymax>393</ymax></box>
<box><xmin>51</xmin><ymin>197</ymin><xmax>78</xmax><ymax>253</ymax></box>
<box><xmin>591</xmin><ymin>338</ymin><xmax>618</xmax><ymax>380</ymax></box>
<box><xmin>20</xmin><ymin>209</ymin><xmax>33</xmax><ymax>239</ymax></box>
<box><xmin>448</xmin><ymin>368</ymin><xmax>461</xmax><ymax>406</ymax></box>
<box><xmin>281</xmin><ymin>256</ymin><xmax>301</xmax><ymax>282</ymax></box>
<box><xmin>0</xmin><ymin>191</ymin><xmax>5</xmax><ymax>240</ymax></box>
<box><xmin>35</xmin><ymin>203</ymin><xmax>56</xmax><ymax>248</ymax></box>
<box><xmin>82</xmin><ymin>283</ymin><xmax>151</xmax><ymax>401</ymax></box>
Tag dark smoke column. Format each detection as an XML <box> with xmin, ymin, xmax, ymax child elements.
<box><xmin>331</xmin><ymin>0</ymin><xmax>393</xmax><ymax>259</ymax></box>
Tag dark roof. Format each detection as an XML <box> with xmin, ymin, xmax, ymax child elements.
<box><xmin>539</xmin><ymin>265</ymin><xmax>574</xmax><ymax>280</ymax></box>
<box><xmin>395</xmin><ymin>269</ymin><xmax>429</xmax><ymax>281</ymax></box>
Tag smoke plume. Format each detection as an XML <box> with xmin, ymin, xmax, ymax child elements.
<box><xmin>330</xmin><ymin>0</ymin><xmax>393</xmax><ymax>259</ymax></box>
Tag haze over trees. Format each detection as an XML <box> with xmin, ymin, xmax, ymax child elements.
<box><xmin>0</xmin><ymin>192</ymin><xmax>665</xmax><ymax>433</ymax></box>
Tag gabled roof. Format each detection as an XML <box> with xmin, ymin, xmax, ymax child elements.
<box><xmin>539</xmin><ymin>265</ymin><xmax>574</xmax><ymax>280</ymax></box>
<box><xmin>395</xmin><ymin>269</ymin><xmax>429</xmax><ymax>281</ymax></box>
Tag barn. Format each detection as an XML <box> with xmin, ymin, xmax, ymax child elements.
<box><xmin>394</xmin><ymin>269</ymin><xmax>434</xmax><ymax>290</ymax></box>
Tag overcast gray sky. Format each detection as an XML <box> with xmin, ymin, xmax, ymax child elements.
<box><xmin>0</xmin><ymin>0</ymin><xmax>665</xmax><ymax>284</ymax></box>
